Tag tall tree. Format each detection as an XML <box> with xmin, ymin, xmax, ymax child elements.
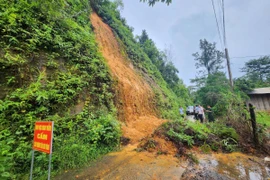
<box><xmin>138</xmin><ymin>30</ymin><xmax>149</xmax><ymax>45</ymax></box>
<box><xmin>241</xmin><ymin>56</ymin><xmax>270</xmax><ymax>82</ymax></box>
<box><xmin>193</xmin><ymin>39</ymin><xmax>224</xmax><ymax>76</ymax></box>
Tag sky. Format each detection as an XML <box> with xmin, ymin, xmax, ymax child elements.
<box><xmin>120</xmin><ymin>0</ymin><xmax>270</xmax><ymax>86</ymax></box>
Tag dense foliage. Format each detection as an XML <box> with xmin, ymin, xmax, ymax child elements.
<box><xmin>191</xmin><ymin>39</ymin><xmax>269</xmax><ymax>153</ymax></box>
<box><xmin>0</xmin><ymin>0</ymin><xmax>120</xmax><ymax>178</ymax></box>
<box><xmin>235</xmin><ymin>56</ymin><xmax>270</xmax><ymax>89</ymax></box>
<box><xmin>159</xmin><ymin>120</ymin><xmax>239</xmax><ymax>153</ymax></box>
<box><xmin>0</xmin><ymin>0</ymin><xmax>191</xmax><ymax>178</ymax></box>
<box><xmin>91</xmin><ymin>0</ymin><xmax>191</xmax><ymax>119</ymax></box>
<box><xmin>190</xmin><ymin>39</ymin><xmax>249</xmax><ymax>117</ymax></box>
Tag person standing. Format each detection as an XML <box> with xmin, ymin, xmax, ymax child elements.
<box><xmin>206</xmin><ymin>105</ymin><xmax>214</xmax><ymax>122</ymax></box>
<box><xmin>198</xmin><ymin>105</ymin><xmax>204</xmax><ymax>123</ymax></box>
<box><xmin>179</xmin><ymin>106</ymin><xmax>184</xmax><ymax>118</ymax></box>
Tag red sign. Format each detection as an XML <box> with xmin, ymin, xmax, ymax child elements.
<box><xmin>33</xmin><ymin>121</ymin><xmax>54</xmax><ymax>154</ymax></box>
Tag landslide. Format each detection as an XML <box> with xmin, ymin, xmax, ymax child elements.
<box><xmin>91</xmin><ymin>13</ymin><xmax>164</xmax><ymax>143</ymax></box>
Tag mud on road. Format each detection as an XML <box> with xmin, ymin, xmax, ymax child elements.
<box><xmin>55</xmin><ymin>144</ymin><xmax>186</xmax><ymax>180</ymax></box>
<box><xmin>55</xmin><ymin>146</ymin><xmax>270</xmax><ymax>180</ymax></box>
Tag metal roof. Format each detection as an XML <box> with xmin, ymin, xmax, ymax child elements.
<box><xmin>248</xmin><ymin>87</ymin><xmax>270</xmax><ymax>94</ymax></box>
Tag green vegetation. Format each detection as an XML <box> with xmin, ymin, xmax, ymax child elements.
<box><xmin>189</xmin><ymin>39</ymin><xmax>270</xmax><ymax>154</ymax></box>
<box><xmin>190</xmin><ymin>39</ymin><xmax>247</xmax><ymax>117</ymax></box>
<box><xmin>240</xmin><ymin>56</ymin><xmax>270</xmax><ymax>87</ymax></box>
<box><xmin>0</xmin><ymin>0</ymin><xmax>267</xmax><ymax>178</ymax></box>
<box><xmin>0</xmin><ymin>0</ymin><xmax>190</xmax><ymax>178</ymax></box>
<box><xmin>91</xmin><ymin>0</ymin><xmax>191</xmax><ymax>119</ymax></box>
<box><xmin>159</xmin><ymin>120</ymin><xmax>239</xmax><ymax>153</ymax></box>
<box><xmin>257</xmin><ymin>111</ymin><xmax>270</xmax><ymax>128</ymax></box>
<box><xmin>190</xmin><ymin>39</ymin><xmax>269</xmax><ymax>153</ymax></box>
<box><xmin>234</xmin><ymin>56</ymin><xmax>270</xmax><ymax>93</ymax></box>
<box><xmin>193</xmin><ymin>39</ymin><xmax>224</xmax><ymax>76</ymax></box>
<box><xmin>0</xmin><ymin>0</ymin><xmax>120</xmax><ymax>178</ymax></box>
<box><xmin>138</xmin><ymin>30</ymin><xmax>190</xmax><ymax>103</ymax></box>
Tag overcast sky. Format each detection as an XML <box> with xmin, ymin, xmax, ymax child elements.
<box><xmin>120</xmin><ymin>0</ymin><xmax>270</xmax><ymax>86</ymax></box>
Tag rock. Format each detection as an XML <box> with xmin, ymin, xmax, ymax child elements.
<box><xmin>264</xmin><ymin>157</ymin><xmax>270</xmax><ymax>166</ymax></box>
<box><xmin>264</xmin><ymin>157</ymin><xmax>270</xmax><ymax>162</ymax></box>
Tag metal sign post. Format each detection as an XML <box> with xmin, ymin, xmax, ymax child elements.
<box><xmin>30</xmin><ymin>150</ymin><xmax>35</xmax><ymax>180</ymax></box>
<box><xmin>47</xmin><ymin>122</ymin><xmax>54</xmax><ymax>180</ymax></box>
<box><xmin>30</xmin><ymin>121</ymin><xmax>54</xmax><ymax>180</ymax></box>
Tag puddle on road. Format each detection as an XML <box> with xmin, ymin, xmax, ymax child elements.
<box><xmin>194</xmin><ymin>152</ymin><xmax>270</xmax><ymax>180</ymax></box>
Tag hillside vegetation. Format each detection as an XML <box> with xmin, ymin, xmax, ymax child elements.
<box><xmin>0</xmin><ymin>0</ymin><xmax>191</xmax><ymax>179</ymax></box>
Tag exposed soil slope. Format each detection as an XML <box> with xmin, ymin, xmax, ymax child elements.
<box><xmin>90</xmin><ymin>13</ymin><xmax>164</xmax><ymax>143</ymax></box>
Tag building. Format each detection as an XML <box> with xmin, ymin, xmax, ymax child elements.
<box><xmin>247</xmin><ymin>88</ymin><xmax>270</xmax><ymax>111</ymax></box>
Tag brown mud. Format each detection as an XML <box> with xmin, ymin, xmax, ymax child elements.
<box><xmin>57</xmin><ymin>144</ymin><xmax>186</xmax><ymax>180</ymax></box>
<box><xmin>90</xmin><ymin>13</ymin><xmax>164</xmax><ymax>144</ymax></box>
<box><xmin>55</xmin><ymin>147</ymin><xmax>270</xmax><ymax>180</ymax></box>
<box><xmin>54</xmin><ymin>13</ymin><xmax>270</xmax><ymax>180</ymax></box>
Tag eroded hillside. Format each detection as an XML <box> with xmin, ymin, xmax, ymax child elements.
<box><xmin>91</xmin><ymin>13</ymin><xmax>164</xmax><ymax>143</ymax></box>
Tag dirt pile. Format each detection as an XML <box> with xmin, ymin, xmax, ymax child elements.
<box><xmin>90</xmin><ymin>13</ymin><xmax>165</xmax><ymax>143</ymax></box>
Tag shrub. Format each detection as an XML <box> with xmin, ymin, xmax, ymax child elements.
<box><xmin>0</xmin><ymin>0</ymin><xmax>120</xmax><ymax>178</ymax></box>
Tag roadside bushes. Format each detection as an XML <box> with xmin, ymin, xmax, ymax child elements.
<box><xmin>0</xmin><ymin>70</ymin><xmax>121</xmax><ymax>178</ymax></box>
<box><xmin>0</xmin><ymin>0</ymin><xmax>121</xmax><ymax>179</ymax></box>
<box><xmin>158</xmin><ymin>120</ymin><xmax>240</xmax><ymax>154</ymax></box>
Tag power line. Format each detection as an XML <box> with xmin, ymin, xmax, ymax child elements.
<box><xmin>222</xmin><ymin>0</ymin><xmax>227</xmax><ymax>48</ymax></box>
<box><xmin>211</xmin><ymin>0</ymin><xmax>224</xmax><ymax>49</ymax></box>
<box><xmin>217</xmin><ymin>0</ymin><xmax>224</xmax><ymax>45</ymax></box>
<box><xmin>231</xmin><ymin>54</ymin><xmax>270</xmax><ymax>59</ymax></box>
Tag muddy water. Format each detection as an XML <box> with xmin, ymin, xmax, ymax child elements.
<box><xmin>183</xmin><ymin>152</ymin><xmax>270</xmax><ymax>180</ymax></box>
<box><xmin>55</xmin><ymin>146</ymin><xmax>269</xmax><ymax>180</ymax></box>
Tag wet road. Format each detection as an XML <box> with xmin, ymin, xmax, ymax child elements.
<box><xmin>55</xmin><ymin>144</ymin><xmax>187</xmax><ymax>180</ymax></box>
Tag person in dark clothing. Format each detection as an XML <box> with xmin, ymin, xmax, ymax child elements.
<box><xmin>206</xmin><ymin>105</ymin><xmax>214</xmax><ymax>122</ymax></box>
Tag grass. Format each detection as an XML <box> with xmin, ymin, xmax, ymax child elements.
<box><xmin>257</xmin><ymin>111</ymin><xmax>270</xmax><ymax>128</ymax></box>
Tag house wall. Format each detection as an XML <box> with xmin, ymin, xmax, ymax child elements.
<box><xmin>248</xmin><ymin>94</ymin><xmax>270</xmax><ymax>111</ymax></box>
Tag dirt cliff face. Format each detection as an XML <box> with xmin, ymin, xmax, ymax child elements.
<box><xmin>90</xmin><ymin>13</ymin><xmax>164</xmax><ymax>143</ymax></box>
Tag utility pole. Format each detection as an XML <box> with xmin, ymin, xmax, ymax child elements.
<box><xmin>222</xmin><ymin>0</ymin><xmax>233</xmax><ymax>89</ymax></box>
<box><xmin>225</xmin><ymin>48</ymin><xmax>233</xmax><ymax>88</ymax></box>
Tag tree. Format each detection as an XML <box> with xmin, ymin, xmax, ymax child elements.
<box><xmin>193</xmin><ymin>39</ymin><xmax>224</xmax><ymax>76</ymax></box>
<box><xmin>138</xmin><ymin>30</ymin><xmax>149</xmax><ymax>45</ymax></box>
<box><xmin>241</xmin><ymin>56</ymin><xmax>270</xmax><ymax>83</ymax></box>
<box><xmin>114</xmin><ymin>0</ymin><xmax>124</xmax><ymax>11</ymax></box>
<box><xmin>195</xmin><ymin>72</ymin><xmax>230</xmax><ymax>107</ymax></box>
<box><xmin>234</xmin><ymin>77</ymin><xmax>255</xmax><ymax>94</ymax></box>
<box><xmin>140</xmin><ymin>0</ymin><xmax>172</xmax><ymax>6</ymax></box>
